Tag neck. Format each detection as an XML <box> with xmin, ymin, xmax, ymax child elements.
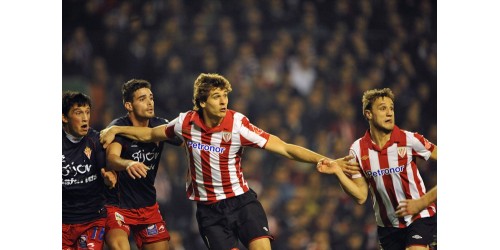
<box><xmin>369</xmin><ymin>125</ymin><xmax>391</xmax><ymax>148</ymax></box>
<box><xmin>202</xmin><ymin>110</ymin><xmax>223</xmax><ymax>128</ymax></box>
<box><xmin>129</xmin><ymin>113</ymin><xmax>149</xmax><ymax>127</ymax></box>
<box><xmin>63</xmin><ymin>128</ymin><xmax>83</xmax><ymax>143</ymax></box>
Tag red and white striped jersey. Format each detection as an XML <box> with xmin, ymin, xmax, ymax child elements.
<box><xmin>164</xmin><ymin>109</ymin><xmax>270</xmax><ymax>202</ymax></box>
<box><xmin>350</xmin><ymin>125</ymin><xmax>436</xmax><ymax>228</ymax></box>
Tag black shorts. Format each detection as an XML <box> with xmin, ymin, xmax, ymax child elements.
<box><xmin>195</xmin><ymin>189</ymin><xmax>273</xmax><ymax>249</ymax></box>
<box><xmin>378</xmin><ymin>215</ymin><xmax>437</xmax><ymax>250</ymax></box>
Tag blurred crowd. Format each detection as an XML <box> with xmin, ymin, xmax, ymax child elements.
<box><xmin>63</xmin><ymin>0</ymin><xmax>437</xmax><ymax>249</ymax></box>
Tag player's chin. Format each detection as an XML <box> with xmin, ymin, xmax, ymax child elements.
<box><xmin>78</xmin><ymin>130</ymin><xmax>89</xmax><ymax>137</ymax></box>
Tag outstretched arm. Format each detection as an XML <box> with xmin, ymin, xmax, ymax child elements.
<box><xmin>263</xmin><ymin>135</ymin><xmax>359</xmax><ymax>172</ymax></box>
<box><xmin>317</xmin><ymin>159</ymin><xmax>369</xmax><ymax>204</ymax></box>
<box><xmin>396</xmin><ymin>186</ymin><xmax>437</xmax><ymax>217</ymax></box>
<box><xmin>100</xmin><ymin>125</ymin><xmax>168</xmax><ymax>148</ymax></box>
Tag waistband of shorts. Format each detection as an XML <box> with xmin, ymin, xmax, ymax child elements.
<box><xmin>197</xmin><ymin>189</ymin><xmax>255</xmax><ymax>208</ymax></box>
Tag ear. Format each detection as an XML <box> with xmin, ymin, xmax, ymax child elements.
<box><xmin>124</xmin><ymin>102</ymin><xmax>133</xmax><ymax>112</ymax></box>
<box><xmin>364</xmin><ymin>110</ymin><xmax>372</xmax><ymax>120</ymax></box>
<box><xmin>62</xmin><ymin>114</ymin><xmax>68</xmax><ymax>124</ymax></box>
<box><xmin>200</xmin><ymin>101</ymin><xmax>206</xmax><ymax>109</ymax></box>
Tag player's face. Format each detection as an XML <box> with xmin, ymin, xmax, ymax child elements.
<box><xmin>63</xmin><ymin>104</ymin><xmax>91</xmax><ymax>137</ymax></box>
<box><xmin>131</xmin><ymin>88</ymin><xmax>155</xmax><ymax>119</ymax></box>
<box><xmin>368</xmin><ymin>97</ymin><xmax>395</xmax><ymax>133</ymax></box>
<box><xmin>201</xmin><ymin>88</ymin><xmax>228</xmax><ymax>120</ymax></box>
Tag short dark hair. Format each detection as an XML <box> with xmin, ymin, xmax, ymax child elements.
<box><xmin>362</xmin><ymin>88</ymin><xmax>395</xmax><ymax>118</ymax></box>
<box><xmin>192</xmin><ymin>73</ymin><xmax>232</xmax><ymax>110</ymax></box>
<box><xmin>122</xmin><ymin>79</ymin><xmax>152</xmax><ymax>104</ymax></box>
<box><xmin>62</xmin><ymin>91</ymin><xmax>91</xmax><ymax>117</ymax></box>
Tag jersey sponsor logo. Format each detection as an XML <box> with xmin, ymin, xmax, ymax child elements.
<box><xmin>84</xmin><ymin>146</ymin><xmax>92</xmax><ymax>159</ymax></box>
<box><xmin>222</xmin><ymin>131</ymin><xmax>232</xmax><ymax>142</ymax></box>
<box><xmin>365</xmin><ymin>165</ymin><xmax>405</xmax><ymax>178</ymax></box>
<box><xmin>187</xmin><ymin>141</ymin><xmax>226</xmax><ymax>153</ymax></box>
<box><xmin>397</xmin><ymin>147</ymin><xmax>407</xmax><ymax>158</ymax></box>
<box><xmin>131</xmin><ymin>149</ymin><xmax>160</xmax><ymax>164</ymax></box>
<box><xmin>146</xmin><ymin>224</ymin><xmax>158</xmax><ymax>236</ymax></box>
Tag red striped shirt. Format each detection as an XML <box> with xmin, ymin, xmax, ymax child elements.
<box><xmin>350</xmin><ymin>125</ymin><xmax>436</xmax><ymax>227</ymax></box>
<box><xmin>164</xmin><ymin>109</ymin><xmax>270</xmax><ymax>202</ymax></box>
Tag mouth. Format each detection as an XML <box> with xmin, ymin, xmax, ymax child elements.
<box><xmin>81</xmin><ymin>124</ymin><xmax>89</xmax><ymax>131</ymax></box>
<box><xmin>220</xmin><ymin>108</ymin><xmax>227</xmax><ymax>112</ymax></box>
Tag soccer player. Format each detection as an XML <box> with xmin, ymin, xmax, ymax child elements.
<box><xmin>103</xmin><ymin>79</ymin><xmax>181</xmax><ymax>250</ymax></box>
<box><xmin>317</xmin><ymin>88</ymin><xmax>437</xmax><ymax>250</ymax></box>
<box><xmin>100</xmin><ymin>73</ymin><xmax>357</xmax><ymax>250</ymax></box>
<box><xmin>62</xmin><ymin>91</ymin><xmax>117</xmax><ymax>250</ymax></box>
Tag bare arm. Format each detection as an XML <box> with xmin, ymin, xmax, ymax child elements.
<box><xmin>396</xmin><ymin>186</ymin><xmax>437</xmax><ymax>217</ymax></box>
<box><xmin>106</xmin><ymin>142</ymin><xmax>150</xmax><ymax>179</ymax></box>
<box><xmin>264</xmin><ymin>135</ymin><xmax>360</xmax><ymax>173</ymax></box>
<box><xmin>317</xmin><ymin>159</ymin><xmax>369</xmax><ymax>204</ymax></box>
<box><xmin>264</xmin><ymin>135</ymin><xmax>325</xmax><ymax>163</ymax></box>
<box><xmin>100</xmin><ymin>125</ymin><xmax>168</xmax><ymax>148</ymax></box>
<box><xmin>429</xmin><ymin>146</ymin><xmax>437</xmax><ymax>161</ymax></box>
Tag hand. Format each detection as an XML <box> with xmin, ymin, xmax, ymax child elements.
<box><xmin>395</xmin><ymin>198</ymin><xmax>427</xmax><ymax>217</ymax></box>
<box><xmin>336</xmin><ymin>155</ymin><xmax>361</xmax><ymax>176</ymax></box>
<box><xmin>126</xmin><ymin>161</ymin><xmax>150</xmax><ymax>179</ymax></box>
<box><xmin>100</xmin><ymin>126</ymin><xmax>117</xmax><ymax>149</ymax></box>
<box><xmin>316</xmin><ymin>158</ymin><xmax>342</xmax><ymax>175</ymax></box>
<box><xmin>101</xmin><ymin>169</ymin><xmax>117</xmax><ymax>189</ymax></box>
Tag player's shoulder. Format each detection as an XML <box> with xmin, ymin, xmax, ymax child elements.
<box><xmin>229</xmin><ymin>109</ymin><xmax>246</xmax><ymax>121</ymax></box>
<box><xmin>150</xmin><ymin>117</ymin><xmax>169</xmax><ymax>127</ymax></box>
<box><xmin>87</xmin><ymin>128</ymin><xmax>100</xmax><ymax>139</ymax></box>
<box><xmin>108</xmin><ymin>116</ymin><xmax>130</xmax><ymax>127</ymax></box>
<box><xmin>350</xmin><ymin>137</ymin><xmax>363</xmax><ymax>150</ymax></box>
<box><xmin>86</xmin><ymin>128</ymin><xmax>102</xmax><ymax>148</ymax></box>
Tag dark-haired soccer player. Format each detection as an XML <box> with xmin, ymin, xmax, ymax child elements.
<box><xmin>317</xmin><ymin>88</ymin><xmax>437</xmax><ymax>250</ymax></box>
<box><xmin>62</xmin><ymin>91</ymin><xmax>117</xmax><ymax>250</ymax></box>
<box><xmin>103</xmin><ymin>79</ymin><xmax>181</xmax><ymax>250</ymax></box>
<box><xmin>100</xmin><ymin>73</ymin><xmax>357</xmax><ymax>250</ymax></box>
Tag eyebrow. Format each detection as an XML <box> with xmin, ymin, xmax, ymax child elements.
<box><xmin>211</xmin><ymin>91</ymin><xmax>227</xmax><ymax>97</ymax></box>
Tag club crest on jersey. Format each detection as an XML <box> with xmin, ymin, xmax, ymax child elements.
<box><xmin>397</xmin><ymin>147</ymin><xmax>407</xmax><ymax>158</ymax></box>
<box><xmin>84</xmin><ymin>146</ymin><xmax>92</xmax><ymax>159</ymax></box>
<box><xmin>361</xmin><ymin>155</ymin><xmax>369</xmax><ymax>161</ymax></box>
<box><xmin>222</xmin><ymin>131</ymin><xmax>232</xmax><ymax>142</ymax></box>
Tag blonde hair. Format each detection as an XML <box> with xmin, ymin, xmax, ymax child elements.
<box><xmin>361</xmin><ymin>88</ymin><xmax>395</xmax><ymax>119</ymax></box>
